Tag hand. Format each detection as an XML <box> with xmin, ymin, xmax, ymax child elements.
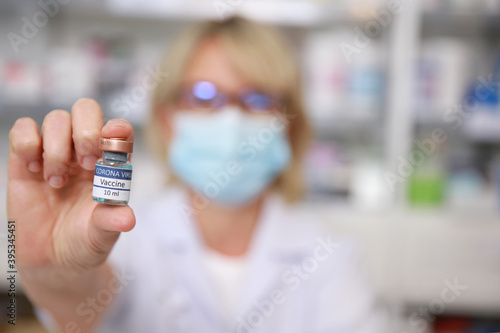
<box><xmin>7</xmin><ymin>98</ymin><xmax>136</xmax><ymax>275</ymax></box>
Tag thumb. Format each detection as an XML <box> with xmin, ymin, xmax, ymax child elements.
<box><xmin>88</xmin><ymin>204</ymin><xmax>136</xmax><ymax>259</ymax></box>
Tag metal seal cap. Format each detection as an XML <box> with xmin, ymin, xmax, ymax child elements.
<box><xmin>99</xmin><ymin>138</ymin><xmax>133</xmax><ymax>153</ymax></box>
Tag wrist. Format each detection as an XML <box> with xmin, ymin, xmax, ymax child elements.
<box><xmin>19</xmin><ymin>263</ymin><xmax>109</xmax><ymax>295</ymax></box>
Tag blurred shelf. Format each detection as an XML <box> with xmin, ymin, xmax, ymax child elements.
<box><xmin>310</xmin><ymin>114</ymin><xmax>382</xmax><ymax>140</ymax></box>
<box><xmin>415</xmin><ymin>108</ymin><xmax>500</xmax><ymax>144</ymax></box>
<box><xmin>422</xmin><ymin>11</ymin><xmax>500</xmax><ymax>34</ymax></box>
<box><xmin>415</xmin><ymin>108</ymin><xmax>446</xmax><ymax>126</ymax></box>
<box><xmin>0</xmin><ymin>102</ymin><xmax>79</xmax><ymax>127</ymax></box>
<box><xmin>1</xmin><ymin>105</ymin><xmax>52</xmax><ymax>127</ymax></box>
<box><xmin>414</xmin><ymin>108</ymin><xmax>461</xmax><ymax>128</ymax></box>
<box><xmin>60</xmin><ymin>0</ymin><xmax>371</xmax><ymax>27</ymax></box>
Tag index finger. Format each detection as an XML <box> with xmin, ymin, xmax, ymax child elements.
<box><xmin>72</xmin><ymin>98</ymin><xmax>104</xmax><ymax>170</ymax></box>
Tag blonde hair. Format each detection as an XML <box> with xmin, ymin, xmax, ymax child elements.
<box><xmin>148</xmin><ymin>16</ymin><xmax>312</xmax><ymax>202</ymax></box>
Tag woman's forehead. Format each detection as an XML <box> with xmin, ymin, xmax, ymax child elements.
<box><xmin>181</xmin><ymin>37</ymin><xmax>284</xmax><ymax>94</ymax></box>
<box><xmin>182</xmin><ymin>39</ymin><xmax>248</xmax><ymax>92</ymax></box>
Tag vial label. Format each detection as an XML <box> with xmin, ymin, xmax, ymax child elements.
<box><xmin>92</xmin><ymin>165</ymin><xmax>132</xmax><ymax>202</ymax></box>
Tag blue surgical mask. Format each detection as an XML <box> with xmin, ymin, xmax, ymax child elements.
<box><xmin>168</xmin><ymin>107</ymin><xmax>291</xmax><ymax>206</ymax></box>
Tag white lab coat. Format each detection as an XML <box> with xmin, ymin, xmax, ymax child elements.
<box><xmin>37</xmin><ymin>189</ymin><xmax>384</xmax><ymax>333</ymax></box>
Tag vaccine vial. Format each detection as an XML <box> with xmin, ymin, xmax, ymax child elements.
<box><xmin>92</xmin><ymin>138</ymin><xmax>133</xmax><ymax>205</ymax></box>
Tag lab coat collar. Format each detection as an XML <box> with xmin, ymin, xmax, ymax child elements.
<box><xmin>153</xmin><ymin>189</ymin><xmax>315</xmax><ymax>326</ymax></box>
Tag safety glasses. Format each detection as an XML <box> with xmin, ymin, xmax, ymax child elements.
<box><xmin>175</xmin><ymin>81</ymin><xmax>283</xmax><ymax>113</ymax></box>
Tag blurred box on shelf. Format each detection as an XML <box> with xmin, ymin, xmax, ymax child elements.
<box><xmin>416</xmin><ymin>38</ymin><xmax>473</xmax><ymax>123</ymax></box>
<box><xmin>2</xmin><ymin>61</ymin><xmax>42</xmax><ymax>105</ymax></box>
<box><xmin>304</xmin><ymin>29</ymin><xmax>385</xmax><ymax>124</ymax></box>
<box><xmin>304</xmin><ymin>142</ymin><xmax>352</xmax><ymax>200</ymax></box>
<box><xmin>461</xmin><ymin>55</ymin><xmax>500</xmax><ymax>142</ymax></box>
<box><xmin>44</xmin><ymin>48</ymin><xmax>97</xmax><ymax>105</ymax></box>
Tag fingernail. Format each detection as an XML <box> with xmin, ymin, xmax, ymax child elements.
<box><xmin>106</xmin><ymin>119</ymin><xmax>127</xmax><ymax>127</ymax></box>
<box><xmin>82</xmin><ymin>155</ymin><xmax>98</xmax><ymax>170</ymax></box>
<box><xmin>48</xmin><ymin>175</ymin><xmax>64</xmax><ymax>188</ymax></box>
<box><xmin>28</xmin><ymin>161</ymin><xmax>42</xmax><ymax>173</ymax></box>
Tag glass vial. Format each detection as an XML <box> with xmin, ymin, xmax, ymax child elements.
<box><xmin>92</xmin><ymin>138</ymin><xmax>133</xmax><ymax>205</ymax></box>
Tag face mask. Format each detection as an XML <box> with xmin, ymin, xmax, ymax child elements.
<box><xmin>168</xmin><ymin>106</ymin><xmax>291</xmax><ymax>206</ymax></box>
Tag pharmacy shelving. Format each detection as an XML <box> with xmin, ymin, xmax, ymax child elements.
<box><xmin>386</xmin><ymin>1</ymin><xmax>500</xmax><ymax>327</ymax></box>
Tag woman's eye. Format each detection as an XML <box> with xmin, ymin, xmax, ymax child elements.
<box><xmin>244</xmin><ymin>93</ymin><xmax>274</xmax><ymax>110</ymax></box>
<box><xmin>193</xmin><ymin>96</ymin><xmax>214</xmax><ymax>107</ymax></box>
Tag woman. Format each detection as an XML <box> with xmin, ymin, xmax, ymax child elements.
<box><xmin>8</xmin><ymin>17</ymin><xmax>383</xmax><ymax>332</ymax></box>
